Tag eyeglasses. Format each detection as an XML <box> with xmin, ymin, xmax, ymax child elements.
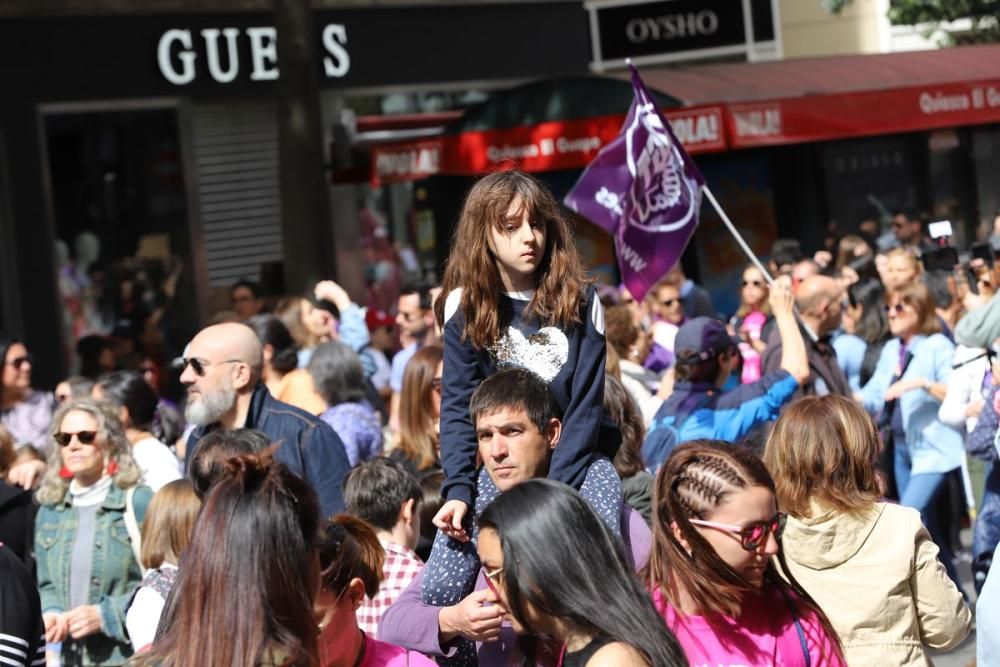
<box><xmin>54</xmin><ymin>430</ymin><xmax>98</xmax><ymax>447</ymax></box>
<box><xmin>483</xmin><ymin>566</ymin><xmax>504</xmax><ymax>597</ymax></box>
<box><xmin>689</xmin><ymin>512</ymin><xmax>787</xmax><ymax>551</ymax></box>
<box><xmin>431</xmin><ymin>377</ymin><xmax>442</xmax><ymax>395</ymax></box>
<box><xmin>5</xmin><ymin>354</ymin><xmax>32</xmax><ymax>370</ymax></box>
<box><xmin>884</xmin><ymin>303</ymin><xmax>909</xmax><ymax>315</ymax></box>
<box><xmin>742</xmin><ymin>280</ymin><xmax>765</xmax><ymax>288</ymax></box>
<box><xmin>173</xmin><ymin>357</ymin><xmax>243</xmax><ymax>377</ymax></box>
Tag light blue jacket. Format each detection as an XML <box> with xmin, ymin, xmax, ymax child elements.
<box><xmin>861</xmin><ymin>334</ymin><xmax>965</xmax><ymax>475</ymax></box>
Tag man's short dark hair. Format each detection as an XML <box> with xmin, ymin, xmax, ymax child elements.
<box><xmin>400</xmin><ymin>282</ymin><xmax>434</xmax><ymax>311</ymax></box>
<box><xmin>469</xmin><ymin>368</ymin><xmax>562</xmax><ymax>433</ymax></box>
<box><xmin>188</xmin><ymin>428</ymin><xmax>270</xmax><ymax>499</ymax></box>
<box><xmin>770</xmin><ymin>238</ymin><xmax>803</xmax><ymax>268</ymax></box>
<box><xmin>231</xmin><ymin>279</ymin><xmax>261</xmax><ymax>298</ymax></box>
<box><xmin>343</xmin><ymin>457</ymin><xmax>421</xmax><ymax>532</ymax></box>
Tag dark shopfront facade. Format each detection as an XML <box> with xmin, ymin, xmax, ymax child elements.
<box><xmin>0</xmin><ymin>2</ymin><xmax>594</xmax><ymax>387</ymax></box>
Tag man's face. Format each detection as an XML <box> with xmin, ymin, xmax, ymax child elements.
<box><xmin>476</xmin><ymin>407</ymin><xmax>560</xmax><ymax>492</ymax></box>
<box><xmin>396</xmin><ymin>293</ymin><xmax>430</xmax><ymax>338</ymax></box>
<box><xmin>179</xmin><ymin>335</ymin><xmax>241</xmax><ymax>426</ymax></box>
<box><xmin>231</xmin><ymin>286</ymin><xmax>262</xmax><ymax>320</ymax></box>
<box><xmin>892</xmin><ymin>214</ymin><xmax>919</xmax><ymax>244</ymax></box>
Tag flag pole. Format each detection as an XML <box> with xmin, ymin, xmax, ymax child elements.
<box><xmin>702</xmin><ymin>185</ymin><xmax>819</xmax><ymax>343</ymax></box>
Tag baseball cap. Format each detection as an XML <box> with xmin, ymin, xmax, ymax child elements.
<box><xmin>674</xmin><ymin>317</ymin><xmax>741</xmax><ymax>364</ymax></box>
<box><xmin>365</xmin><ymin>308</ymin><xmax>395</xmax><ymax>331</ymax></box>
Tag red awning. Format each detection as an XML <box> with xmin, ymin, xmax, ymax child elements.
<box><xmin>363</xmin><ymin>45</ymin><xmax>1000</xmax><ymax>185</ymax></box>
<box><xmin>634</xmin><ymin>44</ymin><xmax>1000</xmax><ymax>149</ymax></box>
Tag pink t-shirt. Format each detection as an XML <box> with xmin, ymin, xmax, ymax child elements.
<box><xmin>360</xmin><ymin>636</ymin><xmax>437</xmax><ymax>667</ymax></box>
<box><xmin>738</xmin><ymin>310</ymin><xmax>767</xmax><ymax>384</ymax></box>
<box><xmin>652</xmin><ymin>587</ymin><xmax>844</xmax><ymax>667</ymax></box>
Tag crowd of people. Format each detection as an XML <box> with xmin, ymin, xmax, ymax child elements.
<box><xmin>0</xmin><ymin>168</ymin><xmax>994</xmax><ymax>665</ymax></box>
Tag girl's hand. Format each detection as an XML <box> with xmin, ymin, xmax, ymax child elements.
<box><xmin>433</xmin><ymin>500</ymin><xmax>470</xmax><ymax>543</ymax></box>
<box><xmin>43</xmin><ymin>612</ymin><xmax>68</xmax><ymax>644</ymax></box>
<box><xmin>885</xmin><ymin>378</ymin><xmax>924</xmax><ymax>401</ymax></box>
<box><xmin>65</xmin><ymin>605</ymin><xmax>103</xmax><ymax>639</ymax></box>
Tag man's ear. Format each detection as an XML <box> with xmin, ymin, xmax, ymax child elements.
<box><xmin>233</xmin><ymin>362</ymin><xmax>254</xmax><ymax>391</ymax></box>
<box><xmin>399</xmin><ymin>497</ymin><xmax>416</xmax><ymax>526</ymax></box>
<box><xmin>545</xmin><ymin>417</ymin><xmax>562</xmax><ymax>450</ymax></box>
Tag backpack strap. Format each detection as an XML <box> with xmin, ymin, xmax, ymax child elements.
<box><xmin>123</xmin><ymin>487</ymin><xmax>147</xmax><ymax>576</ymax></box>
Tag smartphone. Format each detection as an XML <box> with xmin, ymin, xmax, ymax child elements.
<box><xmin>928</xmin><ymin>220</ymin><xmax>954</xmax><ymax>240</ymax></box>
<box><xmin>922</xmin><ymin>246</ymin><xmax>960</xmax><ymax>272</ymax></box>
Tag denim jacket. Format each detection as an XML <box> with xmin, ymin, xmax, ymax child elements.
<box><xmin>861</xmin><ymin>334</ymin><xmax>966</xmax><ymax>475</ymax></box>
<box><xmin>35</xmin><ymin>484</ymin><xmax>152</xmax><ymax>666</ymax></box>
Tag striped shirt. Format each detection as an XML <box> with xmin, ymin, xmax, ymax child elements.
<box><xmin>0</xmin><ymin>544</ymin><xmax>45</xmax><ymax>667</ymax></box>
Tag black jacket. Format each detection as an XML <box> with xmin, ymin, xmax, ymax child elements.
<box><xmin>0</xmin><ymin>480</ymin><xmax>35</xmax><ymax>570</ymax></box>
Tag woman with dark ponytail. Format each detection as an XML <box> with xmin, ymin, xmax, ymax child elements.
<box><xmin>135</xmin><ymin>453</ymin><xmax>322</xmax><ymax>667</ymax></box>
<box><xmin>315</xmin><ymin>515</ymin><xmax>435</xmax><ymax>666</ymax></box>
<box><xmin>94</xmin><ymin>371</ymin><xmax>181</xmax><ymax>492</ymax></box>
<box><xmin>477</xmin><ymin>479</ymin><xmax>685</xmax><ymax>667</ymax></box>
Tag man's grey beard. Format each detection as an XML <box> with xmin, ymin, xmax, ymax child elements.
<box><xmin>184</xmin><ymin>383</ymin><xmax>237</xmax><ymax>426</ymax></box>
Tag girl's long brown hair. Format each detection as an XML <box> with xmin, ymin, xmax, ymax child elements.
<box><xmin>434</xmin><ymin>169</ymin><xmax>588</xmax><ymax>349</ymax></box>
<box><xmin>645</xmin><ymin>441</ymin><xmax>843</xmax><ymax>660</ymax></box>
<box><xmin>138</xmin><ymin>453</ymin><xmax>320</xmax><ymax>667</ymax></box>
<box><xmin>395</xmin><ymin>345</ymin><xmax>443</xmax><ymax>471</ymax></box>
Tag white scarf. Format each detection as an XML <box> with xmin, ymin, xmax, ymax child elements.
<box><xmin>69</xmin><ymin>475</ymin><xmax>113</xmax><ymax>507</ymax></box>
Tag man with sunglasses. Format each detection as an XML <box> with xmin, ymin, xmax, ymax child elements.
<box><xmin>643</xmin><ymin>277</ymin><xmax>809</xmax><ymax>473</ymax></box>
<box><xmin>761</xmin><ymin>274</ymin><xmax>850</xmax><ymax>405</ymax></box>
<box><xmin>181</xmin><ymin>322</ymin><xmax>351</xmax><ymax>518</ymax></box>
<box><xmin>378</xmin><ymin>370</ymin><xmax>650</xmax><ymax>666</ymax></box>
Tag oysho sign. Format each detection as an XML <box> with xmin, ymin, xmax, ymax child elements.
<box><xmin>156</xmin><ymin>24</ymin><xmax>350</xmax><ymax>85</ymax></box>
<box><xmin>588</xmin><ymin>0</ymin><xmax>778</xmax><ymax>70</ymax></box>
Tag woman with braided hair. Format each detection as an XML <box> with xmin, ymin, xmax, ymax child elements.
<box><xmin>646</xmin><ymin>440</ymin><xmax>845</xmax><ymax>666</ymax></box>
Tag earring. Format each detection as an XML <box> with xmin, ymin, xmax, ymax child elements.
<box><xmin>106</xmin><ymin>460</ymin><xmax>119</xmax><ymax>477</ymax></box>
<box><xmin>59</xmin><ymin>465</ymin><xmax>73</xmax><ymax>480</ymax></box>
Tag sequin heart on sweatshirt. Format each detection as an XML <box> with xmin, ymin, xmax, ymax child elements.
<box><xmin>491</xmin><ymin>326</ymin><xmax>569</xmax><ymax>382</ymax></box>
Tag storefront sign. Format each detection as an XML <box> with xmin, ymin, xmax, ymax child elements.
<box><xmin>156</xmin><ymin>23</ymin><xmax>350</xmax><ymax>85</ymax></box>
<box><xmin>368</xmin><ymin>106</ymin><xmax>726</xmax><ymax>185</ymax></box>
<box><xmin>587</xmin><ymin>0</ymin><xmax>779</xmax><ymax>71</ymax></box>
<box><xmin>727</xmin><ymin>79</ymin><xmax>1000</xmax><ymax>148</ymax></box>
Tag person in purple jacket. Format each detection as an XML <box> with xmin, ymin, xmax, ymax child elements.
<box><xmin>378</xmin><ymin>370</ymin><xmax>652</xmax><ymax>666</ymax></box>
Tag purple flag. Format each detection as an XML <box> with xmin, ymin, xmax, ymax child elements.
<box><xmin>564</xmin><ymin>63</ymin><xmax>705</xmax><ymax>302</ymax></box>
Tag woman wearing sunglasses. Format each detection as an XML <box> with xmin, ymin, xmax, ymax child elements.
<box><xmin>729</xmin><ymin>264</ymin><xmax>772</xmax><ymax>385</ymax></box>
<box><xmin>0</xmin><ymin>335</ymin><xmax>56</xmax><ymax>456</ymax></box>
<box><xmin>315</xmin><ymin>514</ymin><xmax>435</xmax><ymax>666</ymax></box>
<box><xmin>34</xmin><ymin>397</ymin><xmax>152</xmax><ymax>665</ymax></box>
<box><xmin>859</xmin><ymin>281</ymin><xmax>966</xmax><ymax>586</ymax></box>
<box><xmin>764</xmin><ymin>396</ymin><xmax>971</xmax><ymax>665</ymax></box>
<box><xmin>646</xmin><ymin>440</ymin><xmax>845</xmax><ymax>667</ymax></box>
<box><xmin>477</xmin><ymin>479</ymin><xmax>685</xmax><ymax>667</ymax></box>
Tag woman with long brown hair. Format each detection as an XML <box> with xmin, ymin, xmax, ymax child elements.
<box><xmin>388</xmin><ymin>344</ymin><xmax>442</xmax><ymax>477</ymax></box>
<box><xmin>764</xmin><ymin>396</ymin><xmax>971</xmax><ymax>665</ymax></box>
<box><xmin>646</xmin><ymin>440</ymin><xmax>845</xmax><ymax>666</ymax></box>
<box><xmin>136</xmin><ymin>453</ymin><xmax>321</xmax><ymax>667</ymax></box>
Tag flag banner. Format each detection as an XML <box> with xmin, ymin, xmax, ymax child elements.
<box><xmin>564</xmin><ymin>63</ymin><xmax>705</xmax><ymax>302</ymax></box>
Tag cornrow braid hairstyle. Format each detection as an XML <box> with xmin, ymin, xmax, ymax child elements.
<box><xmin>644</xmin><ymin>440</ymin><xmax>846</xmax><ymax>662</ymax></box>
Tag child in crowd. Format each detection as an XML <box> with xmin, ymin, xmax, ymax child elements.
<box><xmin>125</xmin><ymin>480</ymin><xmax>201</xmax><ymax>652</ymax></box>
<box><xmin>423</xmin><ymin>170</ymin><xmax>623</xmax><ymax>664</ymax></box>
